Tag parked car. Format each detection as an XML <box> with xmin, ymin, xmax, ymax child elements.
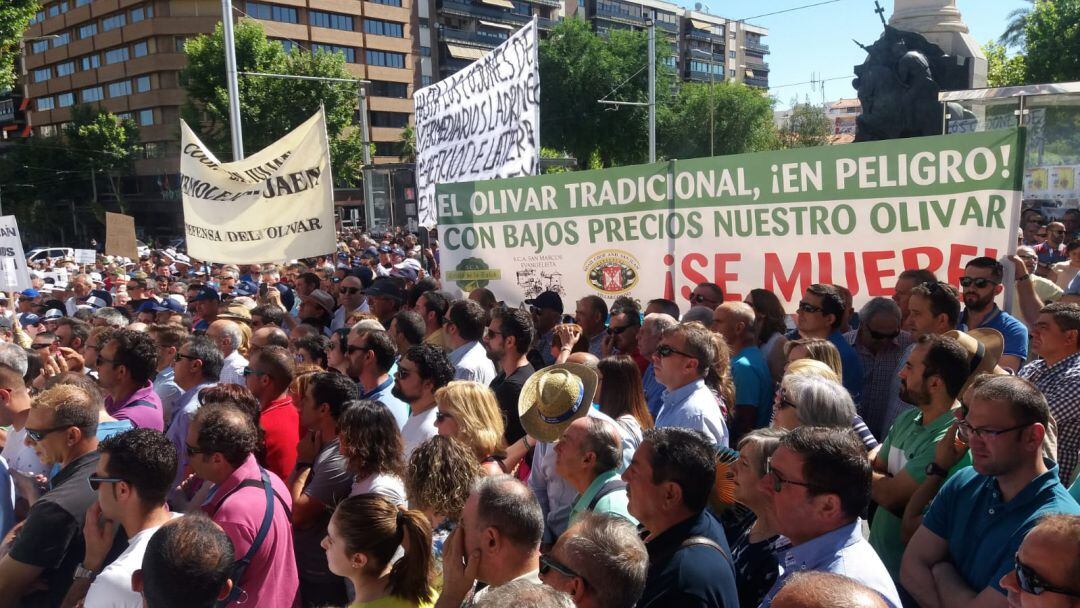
<box><xmin>136</xmin><ymin>240</ymin><xmax>150</xmax><ymax>258</ymax></box>
<box><xmin>26</xmin><ymin>247</ymin><xmax>74</xmax><ymax>265</ymax></box>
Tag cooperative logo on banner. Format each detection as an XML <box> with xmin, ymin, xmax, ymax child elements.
<box><xmin>447</xmin><ymin>258</ymin><xmax>501</xmax><ymax>291</ymax></box>
<box><xmin>584</xmin><ymin>250</ymin><xmax>640</xmax><ymax>296</ymax></box>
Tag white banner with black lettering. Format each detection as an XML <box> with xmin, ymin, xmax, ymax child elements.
<box><xmin>0</xmin><ymin>216</ymin><xmax>31</xmax><ymax>293</ymax></box>
<box><xmin>413</xmin><ymin>19</ymin><xmax>540</xmax><ymax>228</ymax></box>
<box><xmin>179</xmin><ymin>109</ymin><xmax>336</xmax><ymax>263</ymax></box>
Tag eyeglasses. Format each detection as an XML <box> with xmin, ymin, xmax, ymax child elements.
<box><xmin>88</xmin><ymin>475</ymin><xmax>125</xmax><ymax>491</ymax></box>
<box><xmin>97</xmin><ymin>356</ymin><xmax>118</xmax><ymax>367</ymax></box>
<box><xmin>765</xmin><ymin>457</ymin><xmax>821</xmax><ymax>493</ymax></box>
<box><xmin>339</xmin><ymin>287</ymin><xmax>361</xmax><ymax>295</ymax></box>
<box><xmin>868</xmin><ymin>328</ymin><xmax>901</xmax><ymax>341</ymax></box>
<box><xmin>484</xmin><ymin>328</ymin><xmax>503</xmax><ymax>339</ymax></box>
<box><xmin>959</xmin><ymin>277</ymin><xmax>1000</xmax><ymax>289</ymax></box>
<box><xmin>956</xmin><ymin>419</ymin><xmax>1032</xmax><ymax>441</ymax></box>
<box><xmin>434</xmin><ymin>410</ymin><xmax>453</xmax><ymax>423</ymax></box>
<box><xmin>174</xmin><ymin>353</ymin><xmax>200</xmax><ymax>363</ymax></box>
<box><xmin>797</xmin><ymin>301</ymin><xmax>823</xmax><ymax>314</ymax></box>
<box><xmin>775</xmin><ymin>388</ymin><xmax>798</xmax><ymax>410</ymax></box>
<box><xmin>1014</xmin><ymin>553</ymin><xmax>1080</xmax><ymax>597</ymax></box>
<box><xmin>689</xmin><ymin>293</ymin><xmax>717</xmax><ymax>304</ymax></box>
<box><xmin>655</xmin><ymin>344</ymin><xmax>695</xmax><ymax>359</ymax></box>
<box><xmin>25</xmin><ymin>426</ymin><xmax>69</xmax><ymax>442</ymax></box>
<box><xmin>539</xmin><ymin>555</ymin><xmax>585</xmax><ymax>584</ymax></box>
<box><xmin>185</xmin><ymin>443</ymin><xmax>206</xmax><ymax>457</ymax></box>
<box><xmin>241</xmin><ymin>367</ymin><xmax>267</xmax><ymax>377</ymax></box>
<box><xmin>1017</xmin><ymin>253</ymin><xmax>1037</xmax><ymax>260</ymax></box>
<box><xmin>30</xmin><ymin>343</ymin><xmax>52</xmax><ymax>350</ymax></box>
<box><xmin>346</xmin><ymin>345</ymin><xmax>372</xmax><ymax>355</ymax></box>
<box><xmin>606</xmin><ymin>325</ymin><xmax>630</xmax><ymax>335</ymax></box>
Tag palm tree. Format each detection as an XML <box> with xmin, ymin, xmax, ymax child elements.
<box><xmin>999</xmin><ymin>0</ymin><xmax>1044</xmax><ymax>49</ymax></box>
<box><xmin>398</xmin><ymin>124</ymin><xmax>417</xmax><ymax>163</ymax></box>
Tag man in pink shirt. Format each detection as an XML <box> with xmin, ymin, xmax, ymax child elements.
<box><xmin>187</xmin><ymin>402</ymin><xmax>299</xmax><ymax>608</ymax></box>
<box><xmin>98</xmin><ymin>328</ymin><xmax>164</xmax><ymax>431</ymax></box>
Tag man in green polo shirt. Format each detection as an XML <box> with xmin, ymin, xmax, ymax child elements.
<box><xmin>554</xmin><ymin>416</ymin><xmax>636</xmax><ymax>526</ymax></box>
<box><xmin>869</xmin><ymin>334</ymin><xmax>973</xmax><ymax>580</ymax></box>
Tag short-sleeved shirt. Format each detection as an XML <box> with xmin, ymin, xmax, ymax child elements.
<box><xmin>219</xmin><ymin>350</ymin><xmax>249</xmax><ymax>386</ymax></box>
<box><xmin>568</xmin><ymin>469</ymin><xmax>636</xmax><ymax>526</ymax></box>
<box><xmin>152</xmin><ymin>366</ymin><xmax>183</xmax><ymax>423</ymax></box>
<box><xmin>401</xmin><ymin>406</ymin><xmax>438</xmax><ymax>458</ymax></box>
<box><xmin>361</xmin><ymin>376</ymin><xmax>410</xmax><ymax>429</ymax></box>
<box><xmin>350</xmin><ymin>472</ymin><xmax>406</xmax><ymax>504</ymax></box>
<box><xmin>260</xmin><ymin>394</ymin><xmax>300</xmax><ymax>481</ymax></box>
<box><xmin>868</xmin><ymin>406</ymin><xmax>971</xmax><ymax>579</ymax></box>
<box><xmin>922</xmin><ymin>461</ymin><xmax>1080</xmax><ymax>594</ymax></box>
<box><xmin>10</xmin><ymin>452</ymin><xmax>102</xmax><ymax>608</ymax></box>
<box><xmin>490</xmin><ymin>363</ymin><xmax>535</xmax><ymax>445</ymax></box>
<box><xmin>959</xmin><ymin>305</ymin><xmax>1029</xmax><ymax>363</ymax></box>
<box><xmin>655</xmin><ymin>378</ymin><xmax>729</xmax><ymax>447</ymax></box>
<box><xmin>84</xmin><ymin>513</ymin><xmax>183</xmax><ymax>608</ymax></box>
<box><xmin>294</xmin><ymin>440</ymin><xmax>353</xmax><ymax>589</ymax></box>
<box><xmin>731</xmin><ymin>346</ymin><xmax>774</xmax><ymax>429</ymax></box>
<box><xmin>104</xmin><ymin>381</ymin><xmax>164</xmax><ymax>431</ymax></box>
<box><xmin>449</xmin><ymin>341</ymin><xmax>496</xmax><ymax>385</ymax></box>
<box><xmin>827</xmin><ymin>331</ymin><xmax>865</xmax><ymax>402</ymax></box>
<box><xmin>1019</xmin><ymin>351</ymin><xmax>1080</xmax><ymax>485</ymax></box>
<box><xmin>844</xmin><ymin>329</ymin><xmax>913</xmax><ymax>440</ymax></box>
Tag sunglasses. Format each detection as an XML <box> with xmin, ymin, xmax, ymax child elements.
<box><xmin>655</xmin><ymin>344</ymin><xmax>695</xmax><ymax>359</ymax></box>
<box><xmin>1014</xmin><ymin>553</ymin><xmax>1080</xmax><ymax>597</ymax></box>
<box><xmin>25</xmin><ymin>426</ymin><xmax>69</xmax><ymax>442</ymax></box>
<box><xmin>339</xmin><ymin>287</ymin><xmax>361</xmax><ymax>295</ymax></box>
<box><xmin>346</xmin><ymin>345</ymin><xmax>372</xmax><ymax>355</ymax></box>
<box><xmin>484</xmin><ymin>328</ymin><xmax>503</xmax><ymax>339</ymax></box>
<box><xmin>174</xmin><ymin>353</ymin><xmax>200</xmax><ymax>363</ymax></box>
<box><xmin>606</xmin><ymin>325</ymin><xmax>630</xmax><ymax>335</ymax></box>
<box><xmin>868</xmin><ymin>328</ymin><xmax>901</xmax><ymax>340</ymax></box>
<box><xmin>959</xmin><ymin>277</ymin><xmax>999</xmax><ymax>289</ymax></box>
<box><xmin>88</xmin><ymin>475</ymin><xmax>125</xmax><ymax>491</ymax></box>
<box><xmin>241</xmin><ymin>367</ymin><xmax>266</xmax><ymax>377</ymax></box>
<box><xmin>689</xmin><ymin>293</ymin><xmax>716</xmax><ymax>304</ymax></box>
<box><xmin>30</xmin><ymin>343</ymin><xmax>53</xmax><ymax>350</ymax></box>
<box><xmin>539</xmin><ymin>555</ymin><xmax>585</xmax><ymax>583</ymax></box>
<box><xmin>797</xmin><ymin>301</ymin><xmax>822</xmax><ymax>314</ymax></box>
<box><xmin>434</xmin><ymin>410</ymin><xmax>453</xmax><ymax>423</ymax></box>
<box><xmin>185</xmin><ymin>443</ymin><xmax>206</xmax><ymax>457</ymax></box>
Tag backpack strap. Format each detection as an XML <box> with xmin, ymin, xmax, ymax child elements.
<box><xmin>587</xmin><ymin>478</ymin><xmax>628</xmax><ymax>511</ymax></box>
<box><xmin>213</xmin><ymin>468</ymin><xmax>285</xmax><ymax>607</ymax></box>
<box><xmin>679</xmin><ymin>535</ymin><xmax>732</xmax><ymax>566</ymax></box>
<box><xmin>126</xmin><ymin>398</ymin><xmax>158</xmax><ymax>409</ymax></box>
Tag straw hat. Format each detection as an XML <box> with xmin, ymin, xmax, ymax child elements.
<box><xmin>518</xmin><ymin>363</ymin><xmax>598</xmax><ymax>443</ymax></box>
<box><xmin>942</xmin><ymin>328</ymin><xmax>1004</xmax><ymax>393</ymax></box>
<box><xmin>216</xmin><ymin>301</ymin><xmax>253</xmax><ymax>324</ymax></box>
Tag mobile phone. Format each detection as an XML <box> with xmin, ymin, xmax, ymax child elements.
<box><xmin>259</xmin><ymin>283</ymin><xmax>268</xmax><ymax>297</ymax></box>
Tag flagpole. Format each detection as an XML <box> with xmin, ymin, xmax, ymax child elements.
<box><xmin>222</xmin><ymin>0</ymin><xmax>245</xmax><ymax>160</ymax></box>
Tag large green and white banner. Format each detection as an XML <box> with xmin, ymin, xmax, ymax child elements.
<box><xmin>437</xmin><ymin>129</ymin><xmax>1025</xmax><ymax>310</ymax></box>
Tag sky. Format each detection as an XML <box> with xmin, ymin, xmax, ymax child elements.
<box><xmin>699</xmin><ymin>0</ymin><xmax>1026</xmax><ymax>110</ymax></box>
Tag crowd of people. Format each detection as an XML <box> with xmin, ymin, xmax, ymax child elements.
<box><xmin>0</xmin><ymin>221</ymin><xmax>1077</xmax><ymax>608</ymax></box>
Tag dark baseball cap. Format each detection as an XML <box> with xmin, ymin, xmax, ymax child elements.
<box><xmin>524</xmin><ymin>291</ymin><xmax>563</xmax><ymax>314</ymax></box>
<box><xmin>191</xmin><ymin>286</ymin><xmax>220</xmax><ymax>303</ymax></box>
<box><xmin>363</xmin><ymin>277</ymin><xmax>404</xmax><ymax>301</ymax></box>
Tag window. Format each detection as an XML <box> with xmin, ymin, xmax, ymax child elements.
<box><xmin>276</xmin><ymin>39</ymin><xmax>298</xmax><ymax>53</ymax></box>
<box><xmin>82</xmin><ymin>86</ymin><xmax>104</xmax><ymax>102</ymax></box>
<box><xmin>47</xmin><ymin>2</ymin><xmax>69</xmax><ymax>18</ymax></box>
<box><xmin>420</xmin><ymin>46</ymin><xmax>430</xmax><ymax>57</ymax></box>
<box><xmin>596</xmin><ymin>0</ymin><xmax>639</xmax><ymax>18</ymax></box>
<box><xmin>370</xmin><ymin>111</ymin><xmax>409</xmax><ymax>128</ymax></box>
<box><xmin>31</xmin><ymin>40</ymin><xmax>50</xmax><ymax>54</ymax></box>
<box><xmin>244</xmin><ymin>2</ymin><xmax>298</xmax><ymax>23</ymax></box>
<box><xmin>52</xmin><ymin>33</ymin><xmax>70</xmax><ymax>48</ymax></box>
<box><xmin>79</xmin><ymin>23</ymin><xmax>98</xmax><ymax>38</ymax></box>
<box><xmin>134</xmin><ymin>76</ymin><xmax>151</xmax><ymax>92</ymax></box>
<box><xmin>109</xmin><ymin>80</ymin><xmax>132</xmax><ymax>97</ymax></box>
<box><xmin>370</xmin><ymin>0</ymin><xmax>403</xmax><ymax>7</ymax></box>
<box><xmin>175</xmin><ymin>37</ymin><xmax>187</xmax><ymax>52</ymax></box>
<box><xmin>29</xmin><ymin>11</ymin><xmax>45</xmax><ymax>25</ymax></box>
<box><xmin>143</xmin><ymin>142</ymin><xmax>166</xmax><ymax>159</ymax></box>
<box><xmin>36</xmin><ymin>97</ymin><xmax>55</xmax><ymax>111</ymax></box>
<box><xmin>366</xmin><ymin>50</ymin><xmax>405</xmax><ymax>68</ymax></box>
<box><xmin>75</xmin><ymin>0</ymin><xmax>91</xmax><ymax>6</ymax></box>
<box><xmin>421</xmin><ymin>75</ymin><xmax>432</xmax><ymax>86</ymax></box>
<box><xmin>56</xmin><ymin>61</ymin><xmax>75</xmax><ymax>76</ymax></box>
<box><xmin>133</xmin><ymin>41</ymin><xmax>148</xmax><ymax>57</ymax></box>
<box><xmin>312</xmin><ymin>44</ymin><xmax>356</xmax><ymax>63</ymax></box>
<box><xmin>57</xmin><ymin>92</ymin><xmax>75</xmax><ymax>107</ymax></box>
<box><xmin>81</xmin><ymin>54</ymin><xmax>101</xmax><ymax>70</ymax></box>
<box><xmin>102</xmin><ymin>13</ymin><xmax>127</xmax><ymax>31</ymax></box>
<box><xmin>130</xmin><ymin>5</ymin><xmax>153</xmax><ymax>22</ymax></box>
<box><xmin>105</xmin><ymin>47</ymin><xmax>130</xmax><ymax>64</ymax></box>
<box><xmin>364</xmin><ymin>18</ymin><xmax>404</xmax><ymax>37</ymax></box>
<box><xmin>370</xmin><ymin>80</ymin><xmax>409</xmax><ymax>98</ymax></box>
<box><xmin>729</xmin><ymin>50</ymin><xmax>736</xmax><ymax>58</ymax></box>
<box><xmin>729</xmin><ymin>68</ymin><xmax>735</xmax><ymax>77</ymax></box>
<box><xmin>373</xmin><ymin>142</ymin><xmax>398</xmax><ymax>156</ymax></box>
<box><xmin>419</xmin><ymin>18</ymin><xmax>429</xmax><ymax>27</ymax></box>
<box><xmin>32</xmin><ymin>68</ymin><xmax>51</xmax><ymax>83</ymax></box>
<box><xmin>39</xmin><ymin>124</ymin><xmax>59</xmax><ymax>137</ymax></box>
<box><xmin>310</xmin><ymin>10</ymin><xmax>354</xmax><ymax>31</ymax></box>
<box><xmin>137</xmin><ymin>108</ymin><xmax>154</xmax><ymax>125</ymax></box>
<box><xmin>689</xmin><ymin>61</ymin><xmax>722</xmax><ymax>75</ymax></box>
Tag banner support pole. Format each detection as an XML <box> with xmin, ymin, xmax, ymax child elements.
<box><xmin>647</xmin><ymin>17</ymin><xmax>656</xmax><ymax>163</ymax></box>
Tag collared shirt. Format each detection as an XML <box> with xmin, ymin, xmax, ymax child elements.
<box><xmin>827</xmin><ymin>331</ymin><xmax>864</xmax><ymax>403</ymax></box>
<box><xmin>922</xmin><ymin>461</ymin><xmax>1080</xmax><ymax>595</ymax></box>
<box><xmin>105</xmin><ymin>381</ymin><xmax>164</xmax><ymax>431</ymax></box>
<box><xmin>260</xmin><ymin>394</ymin><xmax>300</xmax><ymax>481</ymax></box>
<box><xmin>761</xmin><ymin>521</ymin><xmax>900</xmax><ymax>608</ymax></box>
<box><xmin>1014</xmin><ymin>275</ymin><xmax>1062</xmax><ymax>309</ymax></box>
<box><xmin>845</xmin><ymin>329</ymin><xmax>913</xmax><ymax>441</ymax></box>
<box><xmin>529</xmin><ymin>408</ymin><xmax>634</xmax><ymax>544</ymax></box>
<box><xmin>166</xmin><ymin>381</ymin><xmax>216</xmax><ymax>494</ymax></box>
<box><xmin>424</xmin><ymin>327</ymin><xmax>449</xmax><ymax>350</ymax></box>
<box><xmin>449</xmin><ymin>341</ymin><xmax>496</xmax><ymax>385</ymax></box>
<box><xmin>642</xmin><ymin>362</ymin><xmax>665</xmax><ymax>418</ymax></box>
<box><xmin>588</xmin><ymin>332</ymin><xmax>605</xmax><ymax>358</ymax></box>
<box><xmin>360</xmin><ymin>375</ymin><xmax>409</xmax><ymax>429</ymax></box>
<box><xmin>330</xmin><ymin>300</ymin><xmax>370</xmax><ymax>332</ymax></box>
<box><xmin>1034</xmin><ymin>240</ymin><xmax>1068</xmax><ymax>265</ymax></box>
<box><xmin>655</xmin><ymin>378</ymin><xmax>729</xmax><ymax>447</ymax></box>
<box><xmin>869</xmin><ymin>405</ymin><xmax>971</xmax><ymax>579</ymax></box>
<box><xmin>568</xmin><ymin>469</ymin><xmax>636</xmax><ymax>526</ymax></box>
<box><xmin>1019</xmin><ymin>351</ymin><xmax>1080</xmax><ymax>485</ymax></box>
<box><xmin>203</xmin><ymin>454</ymin><xmax>299</xmax><ymax>608</ymax></box>
<box><xmin>959</xmin><ymin>305</ymin><xmax>1029</xmax><ymax>363</ymax></box>
<box><xmin>639</xmin><ymin>510</ymin><xmax>738</xmax><ymax>608</ymax></box>
<box><xmin>731</xmin><ymin>345</ymin><xmax>775</xmax><ymax>429</ymax></box>
<box><xmin>152</xmin><ymin>366</ymin><xmax>183</xmax><ymax>423</ymax></box>
<box><xmin>219</xmin><ymin>350</ymin><xmax>249</xmax><ymax>386</ymax></box>
<box><xmin>534</xmin><ymin>329</ymin><xmax>556</xmax><ymax>366</ymax></box>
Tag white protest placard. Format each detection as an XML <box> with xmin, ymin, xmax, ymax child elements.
<box><xmin>0</xmin><ymin>216</ymin><xmax>31</xmax><ymax>293</ymax></box>
<box><xmin>413</xmin><ymin>19</ymin><xmax>540</xmax><ymax>228</ymax></box>
<box><xmin>179</xmin><ymin>108</ymin><xmax>336</xmax><ymax>263</ymax></box>
<box><xmin>74</xmin><ymin>249</ymin><xmax>96</xmax><ymax>265</ymax></box>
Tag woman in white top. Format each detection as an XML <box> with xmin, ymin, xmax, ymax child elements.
<box><xmin>338</xmin><ymin>399</ymin><xmax>406</xmax><ymax>504</ymax></box>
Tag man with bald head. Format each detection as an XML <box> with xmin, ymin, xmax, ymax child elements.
<box><xmin>330</xmin><ymin>274</ymin><xmax>369</xmax><ymax>332</ymax></box>
<box><xmin>248</xmin><ymin>326</ymin><xmax>289</xmax><ymax>359</ymax></box>
<box><xmin>772</xmin><ymin>572</ymin><xmax>889</xmax><ymax>608</ymax></box>
<box><xmin>712</xmin><ymin>302</ymin><xmax>773</xmax><ymax>439</ymax></box>
<box><xmin>206</xmin><ymin>319</ymin><xmax>247</xmax><ymax>386</ymax></box>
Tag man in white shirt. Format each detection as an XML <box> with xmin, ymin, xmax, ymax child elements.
<box><xmin>446</xmin><ymin>300</ymin><xmax>496</xmax><ymax>385</ymax></box>
<box><xmin>206</xmin><ymin>319</ymin><xmax>248</xmax><ymax>386</ymax></box>
<box><xmin>0</xmin><ymin>348</ymin><xmax>48</xmax><ymax>508</ymax></box>
<box><xmin>62</xmin><ymin>429</ymin><xmax>181</xmax><ymax>608</ymax></box>
<box><xmin>330</xmin><ymin>275</ymin><xmax>369</xmax><ymax>332</ymax></box>
<box><xmin>394</xmin><ymin>343</ymin><xmax>455</xmax><ymax>457</ymax></box>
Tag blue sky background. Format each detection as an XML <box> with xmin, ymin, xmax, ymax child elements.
<box><xmin>700</xmin><ymin>0</ymin><xmax>1025</xmax><ymax>109</ymax></box>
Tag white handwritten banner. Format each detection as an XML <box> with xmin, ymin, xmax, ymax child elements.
<box><xmin>413</xmin><ymin>19</ymin><xmax>540</xmax><ymax>228</ymax></box>
<box><xmin>179</xmin><ymin>109</ymin><xmax>336</xmax><ymax>263</ymax></box>
<box><xmin>0</xmin><ymin>216</ymin><xmax>32</xmax><ymax>293</ymax></box>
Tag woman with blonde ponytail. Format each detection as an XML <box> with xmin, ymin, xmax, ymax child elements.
<box><xmin>322</xmin><ymin>494</ymin><xmax>437</xmax><ymax>607</ymax></box>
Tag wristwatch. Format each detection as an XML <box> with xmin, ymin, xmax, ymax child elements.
<box><xmin>73</xmin><ymin>564</ymin><xmax>99</xmax><ymax>581</ymax></box>
<box><xmin>925</xmin><ymin>462</ymin><xmax>948</xmax><ymax>478</ymax></box>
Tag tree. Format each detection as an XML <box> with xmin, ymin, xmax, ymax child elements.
<box><xmin>539</xmin><ymin>18</ymin><xmax>675</xmax><ymax>167</ymax></box>
<box><xmin>398</xmin><ymin>124</ymin><xmax>416</xmax><ymax>163</ymax></box>
<box><xmin>657</xmin><ymin>81</ymin><xmax>777</xmax><ymax>159</ymax></box>
<box><xmin>181</xmin><ymin>21</ymin><xmax>367</xmax><ymax>185</ymax></box>
<box><xmin>1000</xmin><ymin>0</ymin><xmax>1040</xmax><ymax>48</ymax></box>
<box><xmin>64</xmin><ymin>105</ymin><xmax>140</xmax><ymax>212</ymax></box>
<box><xmin>1024</xmin><ymin>0</ymin><xmax>1080</xmax><ymax>84</ymax></box>
<box><xmin>983</xmin><ymin>41</ymin><xmax>1027</xmax><ymax>87</ymax></box>
<box><xmin>0</xmin><ymin>0</ymin><xmax>38</xmax><ymax>91</ymax></box>
<box><xmin>777</xmin><ymin>102</ymin><xmax>831</xmax><ymax>149</ymax></box>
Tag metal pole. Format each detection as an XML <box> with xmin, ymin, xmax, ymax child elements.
<box><xmin>221</xmin><ymin>0</ymin><xmax>245</xmax><ymax>160</ymax></box>
<box><xmin>358</xmin><ymin>84</ymin><xmax>375</xmax><ymax>229</ymax></box>
<box><xmin>647</xmin><ymin>18</ymin><xmax>656</xmax><ymax>163</ymax></box>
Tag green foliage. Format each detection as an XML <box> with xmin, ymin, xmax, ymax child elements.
<box><xmin>539</xmin><ymin>18</ymin><xmax>675</xmax><ymax>167</ymax></box>
<box><xmin>1000</xmin><ymin>0</ymin><xmax>1038</xmax><ymax>48</ymax></box>
<box><xmin>181</xmin><ymin>21</ymin><xmax>366</xmax><ymax>185</ymax></box>
<box><xmin>1024</xmin><ymin>0</ymin><xmax>1080</xmax><ymax>84</ymax></box>
<box><xmin>777</xmin><ymin>102</ymin><xmax>831</xmax><ymax>149</ymax></box>
<box><xmin>983</xmin><ymin>41</ymin><xmax>1027</xmax><ymax>87</ymax></box>
<box><xmin>398</xmin><ymin>124</ymin><xmax>416</xmax><ymax>163</ymax></box>
<box><xmin>0</xmin><ymin>0</ymin><xmax>38</xmax><ymax>91</ymax></box>
<box><xmin>657</xmin><ymin>81</ymin><xmax>778</xmax><ymax>159</ymax></box>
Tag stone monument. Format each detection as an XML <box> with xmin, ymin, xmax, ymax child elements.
<box><xmin>890</xmin><ymin>0</ymin><xmax>987</xmax><ymax>88</ymax></box>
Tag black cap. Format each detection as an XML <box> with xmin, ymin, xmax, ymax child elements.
<box><xmin>363</xmin><ymin>277</ymin><xmax>404</xmax><ymax>301</ymax></box>
<box><xmin>524</xmin><ymin>290</ymin><xmax>563</xmax><ymax>314</ymax></box>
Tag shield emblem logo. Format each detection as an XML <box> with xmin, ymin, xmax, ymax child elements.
<box><xmin>602</xmin><ymin>265</ymin><xmax>623</xmax><ymax>292</ymax></box>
